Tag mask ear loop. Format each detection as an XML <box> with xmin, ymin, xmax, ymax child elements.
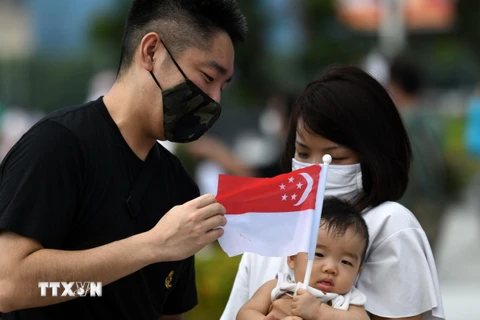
<box><xmin>150</xmin><ymin>71</ymin><xmax>163</xmax><ymax>90</ymax></box>
<box><xmin>160</xmin><ymin>39</ymin><xmax>189</xmax><ymax>80</ymax></box>
<box><xmin>150</xmin><ymin>37</ymin><xmax>188</xmax><ymax>90</ymax></box>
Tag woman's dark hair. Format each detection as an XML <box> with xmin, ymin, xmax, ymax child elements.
<box><xmin>281</xmin><ymin>66</ymin><xmax>412</xmax><ymax>211</ymax></box>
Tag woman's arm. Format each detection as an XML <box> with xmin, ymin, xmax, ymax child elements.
<box><xmin>237</xmin><ymin>280</ymin><xmax>277</xmax><ymax>320</ymax></box>
<box><xmin>220</xmin><ymin>254</ymin><xmax>252</xmax><ymax>320</ymax></box>
<box><xmin>268</xmin><ymin>295</ymin><xmax>369</xmax><ymax>320</ymax></box>
<box><xmin>290</xmin><ymin>288</ymin><xmax>368</xmax><ymax>320</ymax></box>
<box><xmin>370</xmin><ymin>314</ymin><xmax>422</xmax><ymax>320</ymax></box>
<box><xmin>305</xmin><ymin>303</ymin><xmax>368</xmax><ymax>320</ymax></box>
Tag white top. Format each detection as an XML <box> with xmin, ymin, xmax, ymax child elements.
<box><xmin>220</xmin><ymin>201</ymin><xmax>445</xmax><ymax>320</ymax></box>
<box><xmin>271</xmin><ymin>272</ymin><xmax>366</xmax><ymax>310</ymax></box>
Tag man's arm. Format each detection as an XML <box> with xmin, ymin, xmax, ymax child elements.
<box><xmin>0</xmin><ymin>193</ymin><xmax>227</xmax><ymax>313</ymax></box>
<box><xmin>159</xmin><ymin>315</ymin><xmax>183</xmax><ymax>320</ymax></box>
<box><xmin>0</xmin><ymin>230</ymin><xmax>155</xmax><ymax>312</ymax></box>
<box><xmin>236</xmin><ymin>280</ymin><xmax>277</xmax><ymax>320</ymax></box>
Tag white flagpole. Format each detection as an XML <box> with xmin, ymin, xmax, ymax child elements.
<box><xmin>301</xmin><ymin>154</ymin><xmax>331</xmax><ymax>290</ymax></box>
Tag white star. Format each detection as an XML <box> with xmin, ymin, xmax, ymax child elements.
<box><xmin>279</xmin><ymin>183</ymin><xmax>286</xmax><ymax>190</ymax></box>
<box><xmin>281</xmin><ymin>194</ymin><xmax>288</xmax><ymax>201</ymax></box>
<box><xmin>288</xmin><ymin>177</ymin><xmax>295</xmax><ymax>183</ymax></box>
<box><xmin>296</xmin><ymin>182</ymin><xmax>303</xmax><ymax>189</ymax></box>
<box><xmin>291</xmin><ymin>193</ymin><xmax>297</xmax><ymax>200</ymax></box>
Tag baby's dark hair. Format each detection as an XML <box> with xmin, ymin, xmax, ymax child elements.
<box><xmin>320</xmin><ymin>197</ymin><xmax>369</xmax><ymax>263</ymax></box>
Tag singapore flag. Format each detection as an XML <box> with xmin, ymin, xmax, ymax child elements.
<box><xmin>216</xmin><ymin>164</ymin><xmax>324</xmax><ymax>257</ymax></box>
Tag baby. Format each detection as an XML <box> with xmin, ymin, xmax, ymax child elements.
<box><xmin>237</xmin><ymin>197</ymin><xmax>369</xmax><ymax>320</ymax></box>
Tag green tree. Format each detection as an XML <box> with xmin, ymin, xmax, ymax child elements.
<box><xmin>88</xmin><ymin>0</ymin><xmax>131</xmax><ymax>70</ymax></box>
<box><xmin>456</xmin><ymin>0</ymin><xmax>480</xmax><ymax>66</ymax></box>
<box><xmin>298</xmin><ymin>0</ymin><xmax>376</xmax><ymax>79</ymax></box>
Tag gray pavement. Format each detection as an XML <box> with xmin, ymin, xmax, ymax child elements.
<box><xmin>436</xmin><ymin>178</ymin><xmax>480</xmax><ymax>320</ymax></box>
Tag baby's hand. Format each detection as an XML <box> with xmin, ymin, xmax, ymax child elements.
<box><xmin>291</xmin><ymin>288</ymin><xmax>322</xmax><ymax>320</ymax></box>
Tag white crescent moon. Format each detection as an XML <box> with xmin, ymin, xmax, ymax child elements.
<box><xmin>294</xmin><ymin>173</ymin><xmax>313</xmax><ymax>206</ymax></box>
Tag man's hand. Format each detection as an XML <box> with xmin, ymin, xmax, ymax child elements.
<box><xmin>292</xmin><ymin>289</ymin><xmax>322</xmax><ymax>320</ymax></box>
<box><xmin>149</xmin><ymin>194</ymin><xmax>226</xmax><ymax>262</ymax></box>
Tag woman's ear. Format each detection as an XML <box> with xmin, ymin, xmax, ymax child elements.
<box><xmin>357</xmin><ymin>265</ymin><xmax>363</xmax><ymax>275</ymax></box>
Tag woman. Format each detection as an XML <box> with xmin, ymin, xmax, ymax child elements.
<box><xmin>220</xmin><ymin>66</ymin><xmax>444</xmax><ymax>320</ymax></box>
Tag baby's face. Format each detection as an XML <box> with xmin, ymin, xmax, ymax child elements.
<box><xmin>288</xmin><ymin>225</ymin><xmax>365</xmax><ymax>295</ymax></box>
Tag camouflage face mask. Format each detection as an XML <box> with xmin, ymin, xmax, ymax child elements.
<box><xmin>150</xmin><ymin>41</ymin><xmax>222</xmax><ymax>143</ymax></box>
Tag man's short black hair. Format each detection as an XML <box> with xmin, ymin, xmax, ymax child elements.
<box><xmin>320</xmin><ymin>197</ymin><xmax>369</xmax><ymax>263</ymax></box>
<box><xmin>118</xmin><ymin>0</ymin><xmax>247</xmax><ymax>76</ymax></box>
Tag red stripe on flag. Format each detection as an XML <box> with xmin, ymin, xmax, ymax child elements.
<box><xmin>216</xmin><ymin>165</ymin><xmax>321</xmax><ymax>214</ymax></box>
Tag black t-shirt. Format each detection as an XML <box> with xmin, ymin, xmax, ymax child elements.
<box><xmin>0</xmin><ymin>97</ymin><xmax>199</xmax><ymax>319</ymax></box>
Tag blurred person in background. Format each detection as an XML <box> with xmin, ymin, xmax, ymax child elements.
<box><xmin>185</xmin><ymin>93</ymin><xmax>296</xmax><ymax>194</ymax></box>
<box><xmin>221</xmin><ymin>66</ymin><xmax>444</xmax><ymax>320</ymax></box>
<box><xmin>0</xmin><ymin>107</ymin><xmax>38</xmax><ymax>162</ymax></box>
<box><xmin>463</xmin><ymin>84</ymin><xmax>480</xmax><ymax>212</ymax></box>
<box><xmin>388</xmin><ymin>55</ymin><xmax>449</xmax><ymax>253</ymax></box>
<box><xmin>464</xmin><ymin>85</ymin><xmax>480</xmax><ymax>157</ymax></box>
<box><xmin>85</xmin><ymin>69</ymin><xmax>117</xmax><ymax>103</ymax></box>
<box><xmin>0</xmin><ymin>100</ymin><xmax>5</xmax><ymax>161</ymax></box>
<box><xmin>0</xmin><ymin>0</ymin><xmax>246</xmax><ymax>319</ymax></box>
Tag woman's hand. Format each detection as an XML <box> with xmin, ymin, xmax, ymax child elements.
<box><xmin>291</xmin><ymin>289</ymin><xmax>322</xmax><ymax>320</ymax></box>
<box><xmin>265</xmin><ymin>294</ymin><xmax>294</xmax><ymax>320</ymax></box>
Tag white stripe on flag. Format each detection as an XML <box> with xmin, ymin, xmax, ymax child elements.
<box><xmin>218</xmin><ymin>209</ymin><xmax>315</xmax><ymax>257</ymax></box>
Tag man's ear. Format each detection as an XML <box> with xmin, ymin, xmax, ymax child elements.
<box><xmin>138</xmin><ymin>32</ymin><xmax>165</xmax><ymax>72</ymax></box>
<box><xmin>287</xmin><ymin>255</ymin><xmax>296</xmax><ymax>270</ymax></box>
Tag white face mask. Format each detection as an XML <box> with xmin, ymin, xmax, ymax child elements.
<box><xmin>292</xmin><ymin>158</ymin><xmax>363</xmax><ymax>202</ymax></box>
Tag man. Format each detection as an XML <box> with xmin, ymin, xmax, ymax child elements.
<box><xmin>388</xmin><ymin>55</ymin><xmax>448</xmax><ymax>253</ymax></box>
<box><xmin>0</xmin><ymin>0</ymin><xmax>247</xmax><ymax>319</ymax></box>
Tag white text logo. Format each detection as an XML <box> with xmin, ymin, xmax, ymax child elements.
<box><xmin>38</xmin><ymin>282</ymin><xmax>102</xmax><ymax>297</ymax></box>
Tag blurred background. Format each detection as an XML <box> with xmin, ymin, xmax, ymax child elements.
<box><xmin>0</xmin><ymin>0</ymin><xmax>479</xmax><ymax>319</ymax></box>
